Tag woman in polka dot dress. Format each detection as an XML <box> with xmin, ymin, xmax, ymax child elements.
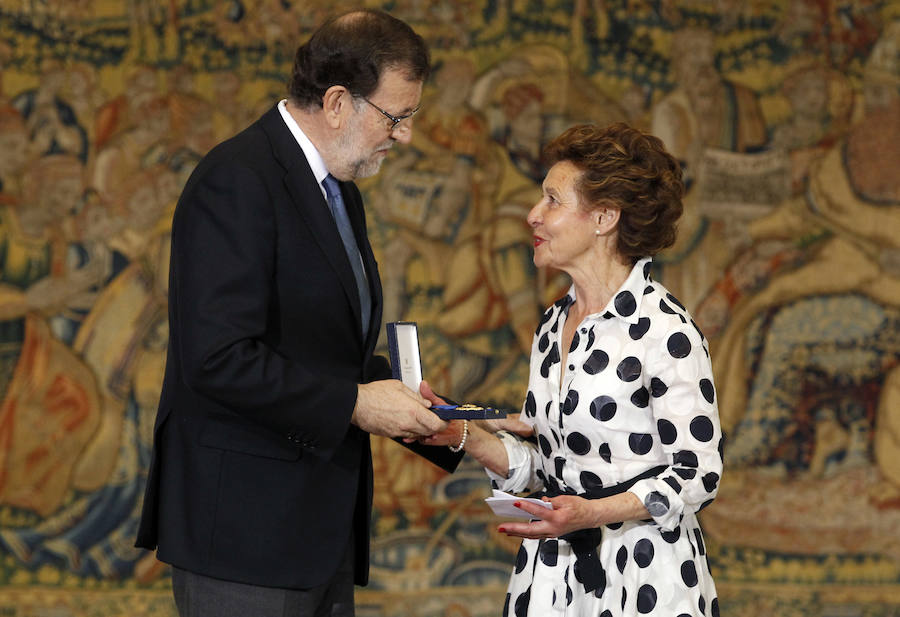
<box><xmin>422</xmin><ymin>122</ymin><xmax>723</xmax><ymax>616</ymax></box>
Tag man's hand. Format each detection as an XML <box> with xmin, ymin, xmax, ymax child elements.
<box><xmin>415</xmin><ymin>380</ymin><xmax>463</xmax><ymax>446</ymax></box>
<box><xmin>352</xmin><ymin>380</ymin><xmax>447</xmax><ymax>439</ymax></box>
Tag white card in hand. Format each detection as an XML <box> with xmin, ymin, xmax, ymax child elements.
<box><xmin>485</xmin><ymin>489</ymin><xmax>553</xmax><ymax>519</ymax></box>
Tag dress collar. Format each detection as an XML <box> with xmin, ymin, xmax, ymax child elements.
<box><xmin>560</xmin><ymin>257</ymin><xmax>652</xmax><ymax>325</ymax></box>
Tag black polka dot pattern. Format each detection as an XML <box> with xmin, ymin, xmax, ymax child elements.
<box><xmin>515</xmin><ymin>544</ymin><xmax>528</xmax><ymax>573</ymax></box>
<box><xmin>644</xmin><ymin>491</ymin><xmax>670</xmax><ymax>517</ymax></box>
<box><xmin>657</xmin><ymin>419</ymin><xmax>677</xmax><ymax>444</ymax></box>
<box><xmin>538</xmin><ymin>434</ymin><xmax>552</xmax><ymax>458</ymax></box>
<box><xmin>634</xmin><ymin>539</ymin><xmax>654</xmax><ymax>568</ymax></box>
<box><xmin>554</xmin><ymin>457</ymin><xmax>565</xmax><ymax>478</ymax></box>
<box><xmin>590</xmin><ymin>395</ymin><xmax>617</xmax><ymax>421</ymax></box>
<box><xmin>699</xmin><ymin>378</ymin><xmax>715</xmax><ymax>403</ymax></box>
<box><xmin>659</xmin><ymin>299</ymin><xmax>676</xmax><ymax>314</ymax></box>
<box><xmin>566</xmin><ymin>431</ymin><xmax>591</xmax><ymax>455</ymax></box>
<box><xmin>598</xmin><ymin>442</ymin><xmax>611</xmax><ymax>463</ymax></box>
<box><xmin>616</xmin><ymin>546</ymin><xmax>628</xmax><ymax>573</ymax></box>
<box><xmin>628</xmin><ymin>433</ymin><xmax>654</xmax><ymax>455</ymax></box>
<box><xmin>690</xmin><ymin>416</ymin><xmax>715</xmax><ymax>442</ymax></box>
<box><xmin>584</xmin><ymin>349</ymin><xmax>609</xmax><ymax>375</ymax></box>
<box><xmin>675</xmin><ymin>467</ymin><xmax>697</xmax><ymax>480</ymax></box>
<box><xmin>664</xmin><ymin>476</ymin><xmax>683</xmax><ymax>494</ymax></box>
<box><xmin>631</xmin><ymin>387</ymin><xmax>650</xmax><ymax>408</ymax></box>
<box><xmin>674</xmin><ymin>450</ymin><xmax>699</xmax><ymax>467</ymax></box>
<box><xmin>629</xmin><ymin>317</ymin><xmax>651</xmax><ymax>340</ymax></box>
<box><xmin>540</xmin><ymin>342</ymin><xmax>559</xmax><ymax>378</ymax></box>
<box><xmin>666</xmin><ymin>332</ymin><xmax>691</xmax><ymax>358</ymax></box>
<box><xmin>681</xmin><ymin>560</ymin><xmax>698</xmax><ymax>587</ymax></box>
<box><xmin>661</xmin><ymin>527</ymin><xmax>681</xmax><ymax>543</ymax></box>
<box><xmin>540</xmin><ymin>540</ymin><xmax>559</xmax><ymax>567</ymax></box>
<box><xmin>580</xmin><ymin>470</ymin><xmax>604</xmax><ymax>491</ymax></box>
<box><xmin>616</xmin><ymin>356</ymin><xmax>642</xmax><ymax>382</ymax></box>
<box><xmin>562</xmin><ymin>390</ymin><xmax>579</xmax><ymax>415</ymax></box>
<box><xmin>666</xmin><ymin>293</ymin><xmax>685</xmax><ymax>310</ymax></box>
<box><xmin>514</xmin><ymin>587</ymin><xmax>530</xmax><ymax>617</ymax></box>
<box><xmin>614</xmin><ymin>290</ymin><xmax>637</xmax><ymax>316</ymax></box>
<box><xmin>524</xmin><ymin>391</ymin><xmax>536</xmax><ymax>418</ymax></box>
<box><xmin>637</xmin><ymin>584</ymin><xmax>657</xmax><ymax>613</ymax></box>
<box><xmin>569</xmin><ymin>331</ymin><xmax>581</xmax><ymax>353</ymax></box>
<box><xmin>498</xmin><ymin>257</ymin><xmax>721</xmax><ymax>617</ymax></box>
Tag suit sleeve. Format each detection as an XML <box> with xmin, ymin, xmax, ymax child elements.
<box><xmin>171</xmin><ymin>160</ymin><xmax>356</xmax><ymax>459</ymax></box>
<box><xmin>366</xmin><ymin>353</ymin><xmax>392</xmax><ymax>381</ymax></box>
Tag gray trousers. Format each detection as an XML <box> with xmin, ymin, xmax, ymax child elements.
<box><xmin>171</xmin><ymin>538</ymin><xmax>355</xmax><ymax>617</ymax></box>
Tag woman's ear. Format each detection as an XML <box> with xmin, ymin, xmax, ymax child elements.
<box><xmin>321</xmin><ymin>85</ymin><xmax>349</xmax><ymax>129</ymax></box>
<box><xmin>597</xmin><ymin>206</ymin><xmax>620</xmax><ymax>234</ymax></box>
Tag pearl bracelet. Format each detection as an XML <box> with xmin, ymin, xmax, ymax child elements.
<box><xmin>449</xmin><ymin>419</ymin><xmax>468</xmax><ymax>453</ymax></box>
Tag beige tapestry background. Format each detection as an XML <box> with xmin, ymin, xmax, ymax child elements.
<box><xmin>1</xmin><ymin>1</ymin><xmax>899</xmax><ymax>615</ymax></box>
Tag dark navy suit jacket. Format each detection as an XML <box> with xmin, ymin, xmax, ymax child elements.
<box><xmin>136</xmin><ymin>105</ymin><xmax>462</xmax><ymax>588</ymax></box>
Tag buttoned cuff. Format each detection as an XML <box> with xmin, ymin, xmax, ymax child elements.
<box><xmin>485</xmin><ymin>431</ymin><xmax>537</xmax><ymax>493</ymax></box>
<box><xmin>628</xmin><ymin>478</ymin><xmax>685</xmax><ymax>532</ymax></box>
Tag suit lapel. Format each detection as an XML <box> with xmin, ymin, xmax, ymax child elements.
<box><xmin>258</xmin><ymin>107</ymin><xmax>366</xmax><ymax>342</ymax></box>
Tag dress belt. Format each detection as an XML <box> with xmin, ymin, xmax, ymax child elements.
<box><xmin>527</xmin><ymin>464</ymin><xmax>667</xmax><ymax>593</ymax></box>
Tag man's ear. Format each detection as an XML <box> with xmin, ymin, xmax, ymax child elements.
<box><xmin>321</xmin><ymin>85</ymin><xmax>350</xmax><ymax>129</ymax></box>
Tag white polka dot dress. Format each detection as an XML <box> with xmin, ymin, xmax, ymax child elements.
<box><xmin>488</xmin><ymin>257</ymin><xmax>723</xmax><ymax>617</ymax></box>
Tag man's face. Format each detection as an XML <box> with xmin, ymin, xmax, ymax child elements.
<box><xmin>334</xmin><ymin>68</ymin><xmax>423</xmax><ymax>180</ymax></box>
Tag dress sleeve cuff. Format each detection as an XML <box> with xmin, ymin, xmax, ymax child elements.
<box><xmin>628</xmin><ymin>478</ymin><xmax>685</xmax><ymax>532</ymax></box>
<box><xmin>485</xmin><ymin>431</ymin><xmax>538</xmax><ymax>493</ymax></box>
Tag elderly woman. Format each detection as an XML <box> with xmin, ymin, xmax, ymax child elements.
<box><xmin>423</xmin><ymin>122</ymin><xmax>723</xmax><ymax>616</ymax></box>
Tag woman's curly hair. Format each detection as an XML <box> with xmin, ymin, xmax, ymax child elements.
<box><xmin>543</xmin><ymin>122</ymin><xmax>684</xmax><ymax>260</ymax></box>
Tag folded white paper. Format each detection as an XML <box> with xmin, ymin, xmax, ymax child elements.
<box><xmin>485</xmin><ymin>489</ymin><xmax>553</xmax><ymax>519</ymax></box>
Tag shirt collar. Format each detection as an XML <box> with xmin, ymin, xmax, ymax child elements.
<box><xmin>563</xmin><ymin>257</ymin><xmax>652</xmax><ymax>325</ymax></box>
<box><xmin>278</xmin><ymin>99</ymin><xmax>329</xmax><ymax>199</ymax></box>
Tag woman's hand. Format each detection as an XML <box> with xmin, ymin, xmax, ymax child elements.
<box><xmin>498</xmin><ymin>492</ymin><xmax>649</xmax><ymax>539</ymax></box>
<box><xmin>497</xmin><ymin>495</ymin><xmax>600</xmax><ymax>539</ymax></box>
<box><xmin>417</xmin><ymin>419</ymin><xmax>466</xmax><ymax>447</ymax></box>
<box><xmin>477</xmin><ymin>413</ymin><xmax>533</xmax><ymax>437</ymax></box>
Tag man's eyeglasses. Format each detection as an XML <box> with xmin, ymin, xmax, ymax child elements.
<box><xmin>360</xmin><ymin>97</ymin><xmax>419</xmax><ymax>131</ymax></box>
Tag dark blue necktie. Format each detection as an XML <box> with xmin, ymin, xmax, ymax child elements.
<box><xmin>322</xmin><ymin>174</ymin><xmax>371</xmax><ymax>339</ymax></box>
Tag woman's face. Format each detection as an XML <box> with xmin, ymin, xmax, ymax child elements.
<box><xmin>527</xmin><ymin>160</ymin><xmax>597</xmax><ymax>272</ymax></box>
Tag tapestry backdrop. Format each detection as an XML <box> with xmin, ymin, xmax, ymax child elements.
<box><xmin>1</xmin><ymin>1</ymin><xmax>899</xmax><ymax>615</ymax></box>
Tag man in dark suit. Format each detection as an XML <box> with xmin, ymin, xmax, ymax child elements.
<box><xmin>136</xmin><ymin>10</ymin><xmax>466</xmax><ymax>617</ymax></box>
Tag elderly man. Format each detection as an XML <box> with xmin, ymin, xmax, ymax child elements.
<box><xmin>136</xmin><ymin>10</ymin><xmax>461</xmax><ymax>617</ymax></box>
